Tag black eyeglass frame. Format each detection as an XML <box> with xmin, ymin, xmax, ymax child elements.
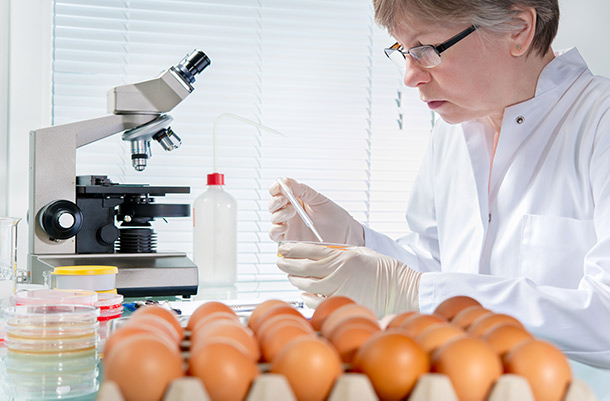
<box><xmin>384</xmin><ymin>25</ymin><xmax>478</xmax><ymax>68</ymax></box>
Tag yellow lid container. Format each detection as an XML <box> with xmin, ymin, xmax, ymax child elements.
<box><xmin>50</xmin><ymin>265</ymin><xmax>118</xmax><ymax>292</ymax></box>
<box><xmin>53</xmin><ymin>266</ymin><xmax>118</xmax><ymax>275</ymax></box>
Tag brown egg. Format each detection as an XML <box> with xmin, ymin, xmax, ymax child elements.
<box><xmin>415</xmin><ymin>323</ymin><xmax>466</xmax><ymax>356</ymax></box>
<box><xmin>187</xmin><ymin>301</ymin><xmax>237</xmax><ymax>331</ymax></box>
<box><xmin>352</xmin><ymin>330</ymin><xmax>429</xmax><ymax>400</ymax></box>
<box><xmin>451</xmin><ymin>306</ymin><xmax>493</xmax><ymax>330</ymax></box>
<box><xmin>384</xmin><ymin>311</ymin><xmax>418</xmax><ymax>330</ymax></box>
<box><xmin>191</xmin><ymin>319</ymin><xmax>260</xmax><ymax>362</ymax></box>
<box><xmin>104</xmin><ymin>334</ymin><xmax>184</xmax><ymax>401</ymax></box>
<box><xmin>251</xmin><ymin>305</ymin><xmax>307</xmax><ymax>335</ymax></box>
<box><xmin>189</xmin><ymin>338</ymin><xmax>259</xmax><ymax>401</ymax></box>
<box><xmin>310</xmin><ymin>295</ymin><xmax>355</xmax><ymax>331</ymax></box>
<box><xmin>320</xmin><ymin>304</ymin><xmax>377</xmax><ymax>339</ymax></box>
<box><xmin>433</xmin><ymin>295</ymin><xmax>482</xmax><ymax>321</ymax></box>
<box><xmin>130</xmin><ymin>305</ymin><xmax>185</xmax><ymax>340</ymax></box>
<box><xmin>271</xmin><ymin>336</ymin><xmax>343</xmax><ymax>401</ymax></box>
<box><xmin>329</xmin><ymin>323</ymin><xmax>381</xmax><ymax>363</ymax></box>
<box><xmin>256</xmin><ymin>314</ymin><xmax>314</xmax><ymax>343</ymax></box>
<box><xmin>190</xmin><ymin>311</ymin><xmax>240</xmax><ymax>334</ymax></box>
<box><xmin>504</xmin><ymin>339</ymin><xmax>572</xmax><ymax>401</ymax></box>
<box><xmin>260</xmin><ymin>321</ymin><xmax>315</xmax><ymax>362</ymax></box>
<box><xmin>323</xmin><ymin>315</ymin><xmax>380</xmax><ymax>340</ymax></box>
<box><xmin>468</xmin><ymin>313</ymin><xmax>525</xmax><ymax>338</ymax></box>
<box><xmin>400</xmin><ymin>313</ymin><xmax>447</xmax><ymax>337</ymax></box>
<box><xmin>191</xmin><ymin>314</ymin><xmax>241</xmax><ymax>332</ymax></box>
<box><xmin>104</xmin><ymin>324</ymin><xmax>179</xmax><ymax>359</ymax></box>
<box><xmin>482</xmin><ymin>323</ymin><xmax>534</xmax><ymax>357</ymax></box>
<box><xmin>431</xmin><ymin>337</ymin><xmax>502</xmax><ymax>401</ymax></box>
<box><xmin>247</xmin><ymin>299</ymin><xmax>290</xmax><ymax>330</ymax></box>
<box><xmin>124</xmin><ymin>314</ymin><xmax>182</xmax><ymax>345</ymax></box>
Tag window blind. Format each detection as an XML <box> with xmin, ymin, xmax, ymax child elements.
<box><xmin>52</xmin><ymin>0</ymin><xmax>432</xmax><ymax>299</ymax></box>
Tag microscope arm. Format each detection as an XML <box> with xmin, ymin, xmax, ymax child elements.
<box><xmin>74</xmin><ymin>114</ymin><xmax>158</xmax><ymax>148</ymax></box>
<box><xmin>29</xmin><ymin>114</ymin><xmax>156</xmax><ymax>255</ymax></box>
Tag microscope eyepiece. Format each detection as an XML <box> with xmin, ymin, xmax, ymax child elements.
<box><xmin>174</xmin><ymin>49</ymin><xmax>211</xmax><ymax>84</ymax></box>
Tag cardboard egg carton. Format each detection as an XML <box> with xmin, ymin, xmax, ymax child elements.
<box><xmin>97</xmin><ymin>371</ymin><xmax>596</xmax><ymax>401</ymax></box>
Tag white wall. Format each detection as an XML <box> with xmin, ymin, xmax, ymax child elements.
<box><xmin>0</xmin><ymin>0</ymin><xmax>9</xmax><ymax>216</ymax></box>
<box><xmin>555</xmin><ymin>0</ymin><xmax>610</xmax><ymax>75</ymax></box>
<box><xmin>6</xmin><ymin>0</ymin><xmax>52</xmax><ymax>269</ymax></box>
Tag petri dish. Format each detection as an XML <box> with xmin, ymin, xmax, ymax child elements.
<box><xmin>5</xmin><ymin>304</ymin><xmax>100</xmax><ymax>325</ymax></box>
<box><xmin>95</xmin><ymin>292</ymin><xmax>123</xmax><ymax>311</ymax></box>
<box><xmin>2</xmin><ymin>352</ymin><xmax>99</xmax><ymax>400</ymax></box>
<box><xmin>4</xmin><ymin>349</ymin><xmax>98</xmax><ymax>374</ymax></box>
<box><xmin>95</xmin><ymin>293</ymin><xmax>124</xmax><ymax>350</ymax></box>
<box><xmin>6</xmin><ymin>334</ymin><xmax>98</xmax><ymax>354</ymax></box>
<box><xmin>14</xmin><ymin>289</ymin><xmax>98</xmax><ymax>306</ymax></box>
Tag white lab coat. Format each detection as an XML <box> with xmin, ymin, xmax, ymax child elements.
<box><xmin>364</xmin><ymin>48</ymin><xmax>610</xmax><ymax>368</ymax></box>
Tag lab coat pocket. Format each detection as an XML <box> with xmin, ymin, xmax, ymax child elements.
<box><xmin>520</xmin><ymin>214</ymin><xmax>596</xmax><ymax>287</ymax></box>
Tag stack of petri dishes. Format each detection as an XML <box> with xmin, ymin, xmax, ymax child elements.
<box><xmin>95</xmin><ymin>292</ymin><xmax>124</xmax><ymax>351</ymax></box>
<box><xmin>10</xmin><ymin>288</ymin><xmax>124</xmax><ymax>352</ymax></box>
<box><xmin>1</xmin><ymin>304</ymin><xmax>100</xmax><ymax>399</ymax></box>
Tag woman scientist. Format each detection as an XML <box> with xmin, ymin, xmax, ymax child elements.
<box><xmin>268</xmin><ymin>0</ymin><xmax>610</xmax><ymax>368</ymax></box>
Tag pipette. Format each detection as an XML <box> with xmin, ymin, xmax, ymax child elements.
<box><xmin>276</xmin><ymin>178</ymin><xmax>324</xmax><ymax>243</ymax></box>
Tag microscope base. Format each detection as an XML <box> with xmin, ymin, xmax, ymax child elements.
<box><xmin>28</xmin><ymin>252</ymin><xmax>198</xmax><ymax>297</ymax></box>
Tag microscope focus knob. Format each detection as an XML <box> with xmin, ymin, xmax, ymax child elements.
<box><xmin>98</xmin><ymin>224</ymin><xmax>120</xmax><ymax>245</ymax></box>
<box><xmin>39</xmin><ymin>200</ymin><xmax>84</xmax><ymax>240</ymax></box>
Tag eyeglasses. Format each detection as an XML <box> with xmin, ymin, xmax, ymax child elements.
<box><xmin>384</xmin><ymin>25</ymin><xmax>478</xmax><ymax>69</ymax></box>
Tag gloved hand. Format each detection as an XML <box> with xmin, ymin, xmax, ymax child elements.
<box><xmin>268</xmin><ymin>178</ymin><xmax>364</xmax><ymax>246</ymax></box>
<box><xmin>277</xmin><ymin>242</ymin><xmax>422</xmax><ymax>318</ymax></box>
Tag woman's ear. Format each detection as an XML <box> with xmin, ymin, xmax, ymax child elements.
<box><xmin>510</xmin><ymin>7</ymin><xmax>537</xmax><ymax>57</ymax></box>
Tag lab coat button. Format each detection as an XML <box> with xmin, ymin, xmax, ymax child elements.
<box><xmin>488</xmin><ymin>213</ymin><xmax>492</xmax><ymax>222</ymax></box>
<box><xmin>516</xmin><ymin>116</ymin><xmax>525</xmax><ymax>124</ymax></box>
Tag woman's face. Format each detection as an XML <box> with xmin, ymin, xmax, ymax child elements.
<box><xmin>392</xmin><ymin>20</ymin><xmax>516</xmax><ymax>126</ymax></box>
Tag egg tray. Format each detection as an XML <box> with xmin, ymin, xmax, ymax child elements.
<box><xmin>96</xmin><ymin>370</ymin><xmax>596</xmax><ymax>401</ymax></box>
<box><xmin>100</xmin><ymin>315</ymin><xmax>597</xmax><ymax>401</ymax></box>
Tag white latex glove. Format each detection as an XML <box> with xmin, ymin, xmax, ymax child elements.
<box><xmin>268</xmin><ymin>178</ymin><xmax>364</xmax><ymax>246</ymax></box>
<box><xmin>277</xmin><ymin>242</ymin><xmax>422</xmax><ymax>318</ymax></box>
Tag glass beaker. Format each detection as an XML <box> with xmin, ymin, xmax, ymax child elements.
<box><xmin>0</xmin><ymin>217</ymin><xmax>20</xmax><ymax>306</ymax></box>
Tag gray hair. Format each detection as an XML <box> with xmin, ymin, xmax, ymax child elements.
<box><xmin>373</xmin><ymin>0</ymin><xmax>559</xmax><ymax>56</ymax></box>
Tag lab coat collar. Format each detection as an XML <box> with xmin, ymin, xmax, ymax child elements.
<box><xmin>499</xmin><ymin>48</ymin><xmax>592</xmax><ymax>135</ymax></box>
<box><xmin>535</xmin><ymin>48</ymin><xmax>589</xmax><ymax>97</ymax></box>
<box><xmin>494</xmin><ymin>48</ymin><xmax>590</xmax><ymax>131</ymax></box>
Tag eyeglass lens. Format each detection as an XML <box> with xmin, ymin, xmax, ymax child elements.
<box><xmin>409</xmin><ymin>46</ymin><xmax>441</xmax><ymax>68</ymax></box>
<box><xmin>386</xmin><ymin>46</ymin><xmax>441</xmax><ymax>69</ymax></box>
<box><xmin>386</xmin><ymin>49</ymin><xmax>407</xmax><ymax>70</ymax></box>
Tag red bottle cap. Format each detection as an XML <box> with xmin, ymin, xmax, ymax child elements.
<box><xmin>207</xmin><ymin>172</ymin><xmax>225</xmax><ymax>185</ymax></box>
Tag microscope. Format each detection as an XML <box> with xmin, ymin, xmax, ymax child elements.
<box><xmin>28</xmin><ymin>50</ymin><xmax>210</xmax><ymax>297</ymax></box>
